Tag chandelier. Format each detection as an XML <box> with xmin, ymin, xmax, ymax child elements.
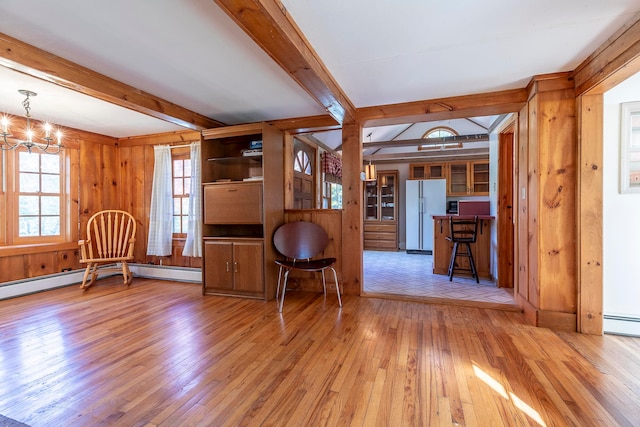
<box><xmin>1</xmin><ymin>89</ymin><xmax>63</xmax><ymax>154</ymax></box>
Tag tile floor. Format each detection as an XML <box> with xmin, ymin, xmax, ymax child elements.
<box><xmin>363</xmin><ymin>250</ymin><xmax>516</xmax><ymax>306</ymax></box>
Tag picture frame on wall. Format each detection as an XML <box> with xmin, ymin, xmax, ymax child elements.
<box><xmin>620</xmin><ymin>101</ymin><xmax>640</xmax><ymax>193</ymax></box>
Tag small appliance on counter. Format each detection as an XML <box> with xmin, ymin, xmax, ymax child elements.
<box><xmin>458</xmin><ymin>200</ymin><xmax>490</xmax><ymax>216</ymax></box>
<box><xmin>447</xmin><ymin>200</ymin><xmax>458</xmax><ymax>214</ymax></box>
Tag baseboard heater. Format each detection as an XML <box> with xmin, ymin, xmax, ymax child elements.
<box><xmin>0</xmin><ymin>264</ymin><xmax>201</xmax><ymax>301</ymax></box>
<box><xmin>603</xmin><ymin>314</ymin><xmax>640</xmax><ymax>337</ymax></box>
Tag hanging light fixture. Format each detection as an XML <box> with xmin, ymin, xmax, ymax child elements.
<box><xmin>364</xmin><ymin>132</ymin><xmax>376</xmax><ymax>181</ymax></box>
<box><xmin>1</xmin><ymin>89</ymin><xmax>63</xmax><ymax>154</ymax></box>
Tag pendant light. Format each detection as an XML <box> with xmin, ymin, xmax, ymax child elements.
<box><xmin>364</xmin><ymin>132</ymin><xmax>376</xmax><ymax>181</ymax></box>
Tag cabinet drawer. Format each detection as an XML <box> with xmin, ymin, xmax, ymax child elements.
<box><xmin>364</xmin><ymin>223</ymin><xmax>397</xmax><ymax>233</ymax></box>
<box><xmin>364</xmin><ymin>240</ymin><xmax>398</xmax><ymax>250</ymax></box>
<box><xmin>204</xmin><ymin>182</ymin><xmax>263</xmax><ymax>224</ymax></box>
<box><xmin>364</xmin><ymin>232</ymin><xmax>397</xmax><ymax>241</ymax></box>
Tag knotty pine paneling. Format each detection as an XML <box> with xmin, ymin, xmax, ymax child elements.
<box><xmin>101</xmin><ymin>143</ymin><xmax>120</xmax><ymax>210</ymax></box>
<box><xmin>57</xmin><ymin>249</ymin><xmax>80</xmax><ymax>272</ymax></box>
<box><xmin>527</xmin><ymin>94</ymin><xmax>540</xmax><ymax>308</ymax></box>
<box><xmin>517</xmin><ymin>104</ymin><xmax>529</xmax><ymax>304</ymax></box>
<box><xmin>536</xmin><ymin>89</ymin><xmax>576</xmax><ymax>314</ymax></box>
<box><xmin>26</xmin><ymin>251</ymin><xmax>57</xmax><ymax>278</ymax></box>
<box><xmin>0</xmin><ymin>255</ymin><xmax>26</xmax><ymax>283</ymax></box>
<box><xmin>120</xmin><ymin>144</ymin><xmax>149</xmax><ymax>264</ymax></box>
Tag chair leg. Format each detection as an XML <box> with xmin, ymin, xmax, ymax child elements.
<box><xmin>276</xmin><ymin>265</ymin><xmax>284</xmax><ymax>299</ymax></box>
<box><xmin>122</xmin><ymin>262</ymin><xmax>133</xmax><ymax>286</ymax></box>
<box><xmin>279</xmin><ymin>270</ymin><xmax>290</xmax><ymax>313</ymax></box>
<box><xmin>80</xmin><ymin>264</ymin><xmax>92</xmax><ymax>289</ymax></box>
<box><xmin>448</xmin><ymin>242</ymin><xmax>459</xmax><ymax>281</ymax></box>
<box><xmin>321</xmin><ymin>270</ymin><xmax>327</xmax><ymax>295</ymax></box>
<box><xmin>466</xmin><ymin>243</ymin><xmax>479</xmax><ymax>284</ymax></box>
<box><xmin>330</xmin><ymin>267</ymin><xmax>342</xmax><ymax>308</ymax></box>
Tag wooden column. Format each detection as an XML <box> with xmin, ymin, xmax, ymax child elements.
<box><xmin>517</xmin><ymin>74</ymin><xmax>578</xmax><ymax>331</ymax></box>
<box><xmin>340</xmin><ymin>121</ymin><xmax>363</xmax><ymax>295</ymax></box>
<box><xmin>577</xmin><ymin>94</ymin><xmax>604</xmax><ymax>334</ymax></box>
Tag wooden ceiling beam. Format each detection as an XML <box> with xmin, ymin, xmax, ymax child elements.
<box><xmin>214</xmin><ymin>0</ymin><xmax>356</xmax><ymax>124</ymax></box>
<box><xmin>357</xmin><ymin>88</ymin><xmax>528</xmax><ymax>127</ymax></box>
<box><xmin>369</xmin><ymin>147</ymin><xmax>489</xmax><ymax>163</ymax></box>
<box><xmin>0</xmin><ymin>32</ymin><xmax>223</xmax><ymax>131</ymax></box>
<box><xmin>268</xmin><ymin>114</ymin><xmax>340</xmax><ymax>134</ymax></box>
<box><xmin>363</xmin><ymin>134</ymin><xmax>489</xmax><ymax>150</ymax></box>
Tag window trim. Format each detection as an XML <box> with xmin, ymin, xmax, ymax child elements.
<box><xmin>418</xmin><ymin>126</ymin><xmax>462</xmax><ymax>150</ymax></box>
<box><xmin>171</xmin><ymin>149</ymin><xmax>190</xmax><ymax>237</ymax></box>
<box><xmin>620</xmin><ymin>101</ymin><xmax>640</xmax><ymax>193</ymax></box>
<box><xmin>2</xmin><ymin>147</ymin><xmax>68</xmax><ymax>245</ymax></box>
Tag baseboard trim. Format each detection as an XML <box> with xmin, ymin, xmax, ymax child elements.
<box><xmin>0</xmin><ymin>264</ymin><xmax>201</xmax><ymax>300</ymax></box>
<box><xmin>603</xmin><ymin>314</ymin><xmax>640</xmax><ymax>337</ymax></box>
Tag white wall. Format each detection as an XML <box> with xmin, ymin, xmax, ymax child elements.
<box><xmin>603</xmin><ymin>72</ymin><xmax>640</xmax><ymax>336</ymax></box>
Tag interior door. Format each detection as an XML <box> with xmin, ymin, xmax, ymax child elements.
<box><xmin>498</xmin><ymin>125</ymin><xmax>516</xmax><ymax>288</ymax></box>
<box><xmin>293</xmin><ymin>140</ymin><xmax>315</xmax><ymax>209</ymax></box>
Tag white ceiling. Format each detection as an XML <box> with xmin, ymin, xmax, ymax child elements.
<box><xmin>0</xmin><ymin>0</ymin><xmax>639</xmax><ymax>150</ymax></box>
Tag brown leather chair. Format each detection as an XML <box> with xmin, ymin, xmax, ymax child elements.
<box><xmin>273</xmin><ymin>221</ymin><xmax>342</xmax><ymax>312</ymax></box>
<box><xmin>446</xmin><ymin>216</ymin><xmax>479</xmax><ymax>283</ymax></box>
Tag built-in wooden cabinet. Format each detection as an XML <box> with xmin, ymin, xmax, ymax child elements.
<box><xmin>364</xmin><ymin>170</ymin><xmax>398</xmax><ymax>251</ymax></box>
<box><xmin>409</xmin><ymin>162</ymin><xmax>446</xmax><ymax>180</ymax></box>
<box><xmin>409</xmin><ymin>160</ymin><xmax>489</xmax><ymax>196</ymax></box>
<box><xmin>203</xmin><ymin>239</ymin><xmax>264</xmax><ymax>297</ymax></box>
<box><xmin>447</xmin><ymin>160</ymin><xmax>490</xmax><ymax>196</ymax></box>
<box><xmin>201</xmin><ymin>122</ymin><xmax>283</xmax><ymax>300</ymax></box>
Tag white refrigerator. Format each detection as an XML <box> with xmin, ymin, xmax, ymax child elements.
<box><xmin>405</xmin><ymin>179</ymin><xmax>447</xmax><ymax>253</ymax></box>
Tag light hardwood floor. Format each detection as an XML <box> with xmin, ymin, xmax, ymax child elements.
<box><xmin>0</xmin><ymin>277</ymin><xmax>639</xmax><ymax>426</ymax></box>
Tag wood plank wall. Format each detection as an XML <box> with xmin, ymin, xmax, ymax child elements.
<box><xmin>0</xmin><ymin>128</ymin><xmax>202</xmax><ymax>284</ymax></box>
<box><xmin>516</xmin><ymin>73</ymin><xmax>577</xmax><ymax>332</ymax></box>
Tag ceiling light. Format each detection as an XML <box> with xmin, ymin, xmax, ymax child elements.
<box><xmin>1</xmin><ymin>90</ymin><xmax>63</xmax><ymax>154</ymax></box>
<box><xmin>364</xmin><ymin>132</ymin><xmax>376</xmax><ymax>181</ymax></box>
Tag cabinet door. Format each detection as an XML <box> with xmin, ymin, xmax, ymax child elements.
<box><xmin>233</xmin><ymin>241</ymin><xmax>264</xmax><ymax>293</ymax></box>
<box><xmin>471</xmin><ymin>161</ymin><xmax>490</xmax><ymax>195</ymax></box>
<box><xmin>427</xmin><ymin>163</ymin><xmax>445</xmax><ymax>179</ymax></box>
<box><xmin>379</xmin><ymin>172</ymin><xmax>397</xmax><ymax>221</ymax></box>
<box><xmin>409</xmin><ymin>164</ymin><xmax>426</xmax><ymax>179</ymax></box>
<box><xmin>448</xmin><ymin>162</ymin><xmax>470</xmax><ymax>195</ymax></box>
<box><xmin>364</xmin><ymin>180</ymin><xmax>378</xmax><ymax>220</ymax></box>
<box><xmin>432</xmin><ymin>218</ymin><xmax>452</xmax><ymax>275</ymax></box>
<box><xmin>203</xmin><ymin>182</ymin><xmax>263</xmax><ymax>224</ymax></box>
<box><xmin>204</xmin><ymin>240</ymin><xmax>234</xmax><ymax>291</ymax></box>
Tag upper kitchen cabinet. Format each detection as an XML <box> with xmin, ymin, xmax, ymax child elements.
<box><xmin>409</xmin><ymin>163</ymin><xmax>446</xmax><ymax>180</ymax></box>
<box><xmin>447</xmin><ymin>160</ymin><xmax>489</xmax><ymax>196</ymax></box>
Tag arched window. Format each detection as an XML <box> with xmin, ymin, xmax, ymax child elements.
<box><xmin>419</xmin><ymin>126</ymin><xmax>462</xmax><ymax>150</ymax></box>
<box><xmin>294</xmin><ymin>149</ymin><xmax>312</xmax><ymax>175</ymax></box>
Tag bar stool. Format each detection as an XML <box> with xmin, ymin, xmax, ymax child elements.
<box><xmin>446</xmin><ymin>216</ymin><xmax>479</xmax><ymax>283</ymax></box>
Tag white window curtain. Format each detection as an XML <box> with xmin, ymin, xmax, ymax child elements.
<box><xmin>183</xmin><ymin>142</ymin><xmax>202</xmax><ymax>257</ymax></box>
<box><xmin>147</xmin><ymin>145</ymin><xmax>173</xmax><ymax>256</ymax></box>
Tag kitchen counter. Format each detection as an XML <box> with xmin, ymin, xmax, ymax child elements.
<box><xmin>431</xmin><ymin>215</ymin><xmax>494</xmax><ymax>279</ymax></box>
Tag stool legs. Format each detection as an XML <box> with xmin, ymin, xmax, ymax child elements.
<box><xmin>448</xmin><ymin>241</ymin><xmax>479</xmax><ymax>284</ymax></box>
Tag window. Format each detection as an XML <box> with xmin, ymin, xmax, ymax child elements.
<box><xmin>621</xmin><ymin>101</ymin><xmax>640</xmax><ymax>193</ymax></box>
<box><xmin>0</xmin><ymin>148</ymin><xmax>67</xmax><ymax>244</ymax></box>
<box><xmin>18</xmin><ymin>151</ymin><xmax>61</xmax><ymax>237</ymax></box>
<box><xmin>172</xmin><ymin>154</ymin><xmax>190</xmax><ymax>234</ymax></box>
<box><xmin>294</xmin><ymin>150</ymin><xmax>312</xmax><ymax>175</ymax></box>
<box><xmin>323</xmin><ymin>181</ymin><xmax>342</xmax><ymax>209</ymax></box>
<box><xmin>419</xmin><ymin>126</ymin><xmax>462</xmax><ymax>150</ymax></box>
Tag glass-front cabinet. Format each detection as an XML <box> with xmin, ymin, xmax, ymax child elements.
<box><xmin>364</xmin><ymin>170</ymin><xmax>398</xmax><ymax>251</ymax></box>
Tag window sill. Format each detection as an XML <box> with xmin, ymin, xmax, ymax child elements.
<box><xmin>0</xmin><ymin>242</ymin><xmax>78</xmax><ymax>257</ymax></box>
